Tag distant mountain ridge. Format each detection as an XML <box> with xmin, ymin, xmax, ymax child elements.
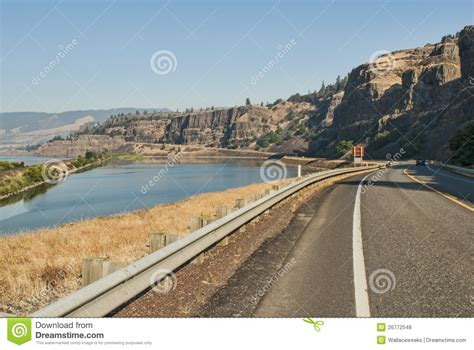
<box><xmin>0</xmin><ymin>108</ymin><xmax>170</xmax><ymax>133</ymax></box>
<box><xmin>0</xmin><ymin>108</ymin><xmax>170</xmax><ymax>151</ymax></box>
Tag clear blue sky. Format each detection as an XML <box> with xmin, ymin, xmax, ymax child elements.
<box><xmin>0</xmin><ymin>0</ymin><xmax>472</xmax><ymax>113</ymax></box>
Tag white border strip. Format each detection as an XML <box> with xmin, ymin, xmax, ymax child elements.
<box><xmin>352</xmin><ymin>172</ymin><xmax>372</xmax><ymax>317</ymax></box>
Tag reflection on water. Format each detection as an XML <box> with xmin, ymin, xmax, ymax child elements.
<box><xmin>0</xmin><ymin>160</ymin><xmax>300</xmax><ymax>235</ymax></box>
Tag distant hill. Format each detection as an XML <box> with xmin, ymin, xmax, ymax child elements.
<box><xmin>0</xmin><ymin>108</ymin><xmax>170</xmax><ymax>151</ymax></box>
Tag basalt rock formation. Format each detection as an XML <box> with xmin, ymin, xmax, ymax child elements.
<box><xmin>44</xmin><ymin>25</ymin><xmax>473</xmax><ymax>161</ymax></box>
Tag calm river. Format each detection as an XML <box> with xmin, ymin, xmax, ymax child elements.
<box><xmin>0</xmin><ymin>158</ymin><xmax>300</xmax><ymax>234</ymax></box>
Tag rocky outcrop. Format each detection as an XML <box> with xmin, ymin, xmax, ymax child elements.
<box><xmin>459</xmin><ymin>26</ymin><xmax>474</xmax><ymax>79</ymax></box>
<box><xmin>40</xmin><ymin>26</ymin><xmax>473</xmax><ymax>161</ymax></box>
<box><xmin>167</xmin><ymin>106</ymin><xmax>276</xmax><ymax>148</ymax></box>
<box><xmin>35</xmin><ymin>135</ymin><xmax>125</xmax><ymax>157</ymax></box>
<box><xmin>311</xmin><ymin>27</ymin><xmax>471</xmax><ymax>160</ymax></box>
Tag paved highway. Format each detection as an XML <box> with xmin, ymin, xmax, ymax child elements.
<box><xmin>119</xmin><ymin>163</ymin><xmax>473</xmax><ymax>317</ymax></box>
<box><xmin>252</xmin><ymin>163</ymin><xmax>473</xmax><ymax>317</ymax></box>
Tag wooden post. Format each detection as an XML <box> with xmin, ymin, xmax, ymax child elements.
<box><xmin>264</xmin><ymin>189</ymin><xmax>271</xmax><ymax>196</ymax></box>
<box><xmin>165</xmin><ymin>234</ymin><xmax>181</xmax><ymax>245</ymax></box>
<box><xmin>190</xmin><ymin>216</ymin><xmax>212</xmax><ymax>231</ymax></box>
<box><xmin>297</xmin><ymin>164</ymin><xmax>302</xmax><ymax>177</ymax></box>
<box><xmin>150</xmin><ymin>232</ymin><xmax>182</xmax><ymax>253</ymax></box>
<box><xmin>150</xmin><ymin>232</ymin><xmax>166</xmax><ymax>253</ymax></box>
<box><xmin>102</xmin><ymin>261</ymin><xmax>125</xmax><ymax>277</ymax></box>
<box><xmin>216</xmin><ymin>206</ymin><xmax>230</xmax><ymax>219</ymax></box>
<box><xmin>189</xmin><ymin>217</ymin><xmax>201</xmax><ymax>232</ymax></box>
<box><xmin>82</xmin><ymin>257</ymin><xmax>107</xmax><ymax>287</ymax></box>
<box><xmin>272</xmin><ymin>185</ymin><xmax>279</xmax><ymax>191</ymax></box>
<box><xmin>235</xmin><ymin>198</ymin><xmax>246</xmax><ymax>208</ymax></box>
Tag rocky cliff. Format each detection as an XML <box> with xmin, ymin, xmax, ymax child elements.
<box><xmin>36</xmin><ymin>135</ymin><xmax>126</xmax><ymax>157</ymax></box>
<box><xmin>167</xmin><ymin>105</ymin><xmax>289</xmax><ymax>148</ymax></box>
<box><xmin>44</xmin><ymin>25</ymin><xmax>473</xmax><ymax>161</ymax></box>
<box><xmin>316</xmin><ymin>32</ymin><xmax>470</xmax><ymax>159</ymax></box>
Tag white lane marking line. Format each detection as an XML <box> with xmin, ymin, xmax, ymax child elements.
<box><xmin>353</xmin><ymin>172</ymin><xmax>373</xmax><ymax>317</ymax></box>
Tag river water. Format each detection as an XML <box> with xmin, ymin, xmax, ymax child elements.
<box><xmin>0</xmin><ymin>158</ymin><xmax>300</xmax><ymax>235</ymax></box>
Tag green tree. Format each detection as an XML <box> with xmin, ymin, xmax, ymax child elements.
<box><xmin>449</xmin><ymin>122</ymin><xmax>474</xmax><ymax>166</ymax></box>
<box><xmin>318</xmin><ymin>81</ymin><xmax>326</xmax><ymax>97</ymax></box>
<box><xmin>245</xmin><ymin>97</ymin><xmax>251</xmax><ymax>105</ymax></box>
<box><xmin>336</xmin><ymin>140</ymin><xmax>354</xmax><ymax>154</ymax></box>
<box><xmin>335</xmin><ymin>75</ymin><xmax>341</xmax><ymax>91</ymax></box>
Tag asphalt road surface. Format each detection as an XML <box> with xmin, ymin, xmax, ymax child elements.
<box><xmin>251</xmin><ymin>163</ymin><xmax>473</xmax><ymax>317</ymax></box>
<box><xmin>123</xmin><ymin>163</ymin><xmax>473</xmax><ymax>317</ymax></box>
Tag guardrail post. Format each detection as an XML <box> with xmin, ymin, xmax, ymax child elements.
<box><xmin>150</xmin><ymin>232</ymin><xmax>182</xmax><ymax>253</ymax></box>
<box><xmin>216</xmin><ymin>206</ymin><xmax>230</xmax><ymax>219</ymax></box>
<box><xmin>264</xmin><ymin>189</ymin><xmax>270</xmax><ymax>196</ymax></box>
<box><xmin>102</xmin><ymin>261</ymin><xmax>126</xmax><ymax>277</ymax></box>
<box><xmin>298</xmin><ymin>165</ymin><xmax>302</xmax><ymax>177</ymax></box>
<box><xmin>235</xmin><ymin>198</ymin><xmax>246</xmax><ymax>209</ymax></box>
<box><xmin>165</xmin><ymin>234</ymin><xmax>181</xmax><ymax>245</ymax></box>
<box><xmin>150</xmin><ymin>232</ymin><xmax>166</xmax><ymax>253</ymax></box>
<box><xmin>189</xmin><ymin>217</ymin><xmax>201</xmax><ymax>232</ymax></box>
<box><xmin>190</xmin><ymin>216</ymin><xmax>210</xmax><ymax>231</ymax></box>
<box><xmin>82</xmin><ymin>257</ymin><xmax>107</xmax><ymax>287</ymax></box>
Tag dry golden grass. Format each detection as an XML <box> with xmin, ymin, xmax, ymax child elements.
<box><xmin>0</xmin><ymin>181</ymin><xmax>281</xmax><ymax>315</ymax></box>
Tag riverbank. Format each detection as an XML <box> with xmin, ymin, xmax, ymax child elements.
<box><xmin>0</xmin><ymin>152</ymin><xmax>146</xmax><ymax>201</ymax></box>
<box><xmin>0</xmin><ymin>157</ymin><xmax>103</xmax><ymax>200</ymax></box>
<box><xmin>0</xmin><ymin>179</ymin><xmax>286</xmax><ymax>315</ymax></box>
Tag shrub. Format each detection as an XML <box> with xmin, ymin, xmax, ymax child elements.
<box><xmin>449</xmin><ymin>122</ymin><xmax>474</xmax><ymax>166</ymax></box>
<box><xmin>336</xmin><ymin>140</ymin><xmax>354</xmax><ymax>154</ymax></box>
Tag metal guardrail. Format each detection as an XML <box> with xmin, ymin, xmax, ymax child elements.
<box><xmin>32</xmin><ymin>165</ymin><xmax>380</xmax><ymax>317</ymax></box>
<box><xmin>431</xmin><ymin>161</ymin><xmax>474</xmax><ymax>176</ymax></box>
<box><xmin>440</xmin><ymin>164</ymin><xmax>474</xmax><ymax>176</ymax></box>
